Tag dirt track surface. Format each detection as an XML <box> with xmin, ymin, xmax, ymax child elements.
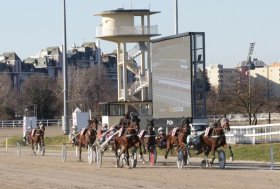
<box><xmin>0</xmin><ymin>126</ymin><xmax>280</xmax><ymax>189</ymax></box>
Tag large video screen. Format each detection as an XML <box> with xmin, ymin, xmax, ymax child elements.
<box><xmin>152</xmin><ymin>34</ymin><xmax>192</xmax><ymax>119</ymax></box>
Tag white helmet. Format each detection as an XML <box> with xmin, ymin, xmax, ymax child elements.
<box><xmin>28</xmin><ymin>126</ymin><xmax>31</xmax><ymax>130</ymax></box>
<box><xmin>102</xmin><ymin>123</ymin><xmax>108</xmax><ymax>131</ymax></box>
<box><xmin>158</xmin><ymin>127</ymin><xmax>164</xmax><ymax>132</ymax></box>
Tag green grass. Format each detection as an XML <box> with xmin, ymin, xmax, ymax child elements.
<box><xmin>3</xmin><ymin>136</ymin><xmax>280</xmax><ymax>162</ymax></box>
<box><xmin>156</xmin><ymin>144</ymin><xmax>280</xmax><ymax>162</ymax></box>
<box><xmin>227</xmin><ymin>143</ymin><xmax>280</xmax><ymax>162</ymax></box>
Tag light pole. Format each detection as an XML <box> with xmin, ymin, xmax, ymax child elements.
<box><xmin>174</xmin><ymin>0</ymin><xmax>178</xmax><ymax>35</ymax></box>
<box><xmin>62</xmin><ymin>0</ymin><xmax>69</xmax><ymax>135</ymax></box>
<box><xmin>247</xmin><ymin>42</ymin><xmax>255</xmax><ymax>125</ymax></box>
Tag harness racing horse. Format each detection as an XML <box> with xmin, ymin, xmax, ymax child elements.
<box><xmin>199</xmin><ymin>117</ymin><xmax>233</xmax><ymax>167</ymax></box>
<box><xmin>27</xmin><ymin>127</ymin><xmax>45</xmax><ymax>156</ymax></box>
<box><xmin>75</xmin><ymin>119</ymin><xmax>97</xmax><ymax>161</ymax></box>
<box><xmin>164</xmin><ymin>117</ymin><xmax>191</xmax><ymax>163</ymax></box>
<box><xmin>139</xmin><ymin>119</ymin><xmax>156</xmax><ymax>151</ymax></box>
<box><xmin>114</xmin><ymin>112</ymin><xmax>142</xmax><ymax>168</ymax></box>
<box><xmin>138</xmin><ymin>119</ymin><xmax>157</xmax><ymax>164</ymax></box>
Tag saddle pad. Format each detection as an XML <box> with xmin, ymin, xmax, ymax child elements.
<box><xmin>205</xmin><ymin>127</ymin><xmax>211</xmax><ymax>136</ymax></box>
<box><xmin>171</xmin><ymin>127</ymin><xmax>179</xmax><ymax>136</ymax></box>
<box><xmin>118</xmin><ymin>127</ymin><xmax>124</xmax><ymax>137</ymax></box>
<box><xmin>81</xmin><ymin>128</ymin><xmax>86</xmax><ymax>135</ymax></box>
<box><xmin>31</xmin><ymin>129</ymin><xmax>35</xmax><ymax>136</ymax></box>
<box><xmin>138</xmin><ymin>130</ymin><xmax>146</xmax><ymax>138</ymax></box>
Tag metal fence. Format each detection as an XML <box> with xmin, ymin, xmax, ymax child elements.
<box><xmin>0</xmin><ymin>119</ymin><xmax>62</xmax><ymax>128</ymax></box>
<box><xmin>226</xmin><ymin>123</ymin><xmax>280</xmax><ymax>144</ymax></box>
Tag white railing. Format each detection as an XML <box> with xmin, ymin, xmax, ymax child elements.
<box><xmin>226</xmin><ymin>123</ymin><xmax>280</xmax><ymax>144</ymax></box>
<box><xmin>128</xmin><ymin>42</ymin><xmax>147</xmax><ymax>59</ymax></box>
<box><xmin>0</xmin><ymin>119</ymin><xmax>62</xmax><ymax>128</ymax></box>
<box><xmin>126</xmin><ymin>59</ymin><xmax>139</xmax><ymax>74</ymax></box>
<box><xmin>128</xmin><ymin>71</ymin><xmax>149</xmax><ymax>96</ymax></box>
<box><xmin>96</xmin><ymin>25</ymin><xmax>158</xmax><ymax>37</ymax></box>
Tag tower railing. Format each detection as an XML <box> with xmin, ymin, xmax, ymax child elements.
<box><xmin>96</xmin><ymin>25</ymin><xmax>158</xmax><ymax>37</ymax></box>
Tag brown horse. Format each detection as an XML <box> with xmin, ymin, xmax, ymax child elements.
<box><xmin>27</xmin><ymin>127</ymin><xmax>45</xmax><ymax>156</ymax></box>
<box><xmin>75</xmin><ymin>119</ymin><xmax>97</xmax><ymax>161</ymax></box>
<box><xmin>114</xmin><ymin>112</ymin><xmax>142</xmax><ymax>168</ymax></box>
<box><xmin>199</xmin><ymin>117</ymin><xmax>233</xmax><ymax>167</ymax></box>
<box><xmin>139</xmin><ymin>119</ymin><xmax>157</xmax><ymax>148</ymax></box>
<box><xmin>164</xmin><ymin>117</ymin><xmax>191</xmax><ymax>162</ymax></box>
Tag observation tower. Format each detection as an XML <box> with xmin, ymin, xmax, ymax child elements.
<box><xmin>95</xmin><ymin>9</ymin><xmax>160</xmax><ymax>102</ymax></box>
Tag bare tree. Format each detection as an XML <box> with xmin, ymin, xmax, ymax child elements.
<box><xmin>67</xmin><ymin>65</ymin><xmax>116</xmax><ymax>118</ymax></box>
<box><xmin>0</xmin><ymin>74</ymin><xmax>16</xmax><ymax>119</ymax></box>
<box><xmin>19</xmin><ymin>75</ymin><xmax>61</xmax><ymax>119</ymax></box>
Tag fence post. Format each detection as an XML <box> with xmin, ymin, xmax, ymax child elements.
<box><xmin>6</xmin><ymin>138</ymin><xmax>8</xmax><ymax>151</ymax></box>
<box><xmin>270</xmin><ymin>146</ymin><xmax>274</xmax><ymax>170</ymax></box>
<box><xmin>252</xmin><ymin>128</ymin><xmax>255</xmax><ymax>145</ymax></box>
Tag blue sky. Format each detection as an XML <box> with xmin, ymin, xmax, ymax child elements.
<box><xmin>0</xmin><ymin>0</ymin><xmax>279</xmax><ymax>68</ymax></box>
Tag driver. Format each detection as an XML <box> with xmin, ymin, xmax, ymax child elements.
<box><xmin>156</xmin><ymin>127</ymin><xmax>167</xmax><ymax>148</ymax></box>
<box><xmin>99</xmin><ymin>123</ymin><xmax>109</xmax><ymax>144</ymax></box>
<box><xmin>24</xmin><ymin>126</ymin><xmax>32</xmax><ymax>144</ymax></box>
<box><xmin>71</xmin><ymin>125</ymin><xmax>79</xmax><ymax>145</ymax></box>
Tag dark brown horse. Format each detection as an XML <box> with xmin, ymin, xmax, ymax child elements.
<box><xmin>199</xmin><ymin>117</ymin><xmax>233</xmax><ymax>166</ymax></box>
<box><xmin>114</xmin><ymin>112</ymin><xmax>142</xmax><ymax>168</ymax></box>
<box><xmin>75</xmin><ymin>119</ymin><xmax>97</xmax><ymax>161</ymax></box>
<box><xmin>138</xmin><ymin>119</ymin><xmax>157</xmax><ymax>163</ymax></box>
<box><xmin>139</xmin><ymin>119</ymin><xmax>157</xmax><ymax>148</ymax></box>
<box><xmin>164</xmin><ymin>117</ymin><xmax>191</xmax><ymax>162</ymax></box>
<box><xmin>27</xmin><ymin>127</ymin><xmax>45</xmax><ymax>156</ymax></box>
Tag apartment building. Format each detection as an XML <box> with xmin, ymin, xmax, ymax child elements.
<box><xmin>250</xmin><ymin>63</ymin><xmax>280</xmax><ymax>99</ymax></box>
<box><xmin>207</xmin><ymin>59</ymin><xmax>280</xmax><ymax>99</ymax></box>
<box><xmin>206</xmin><ymin>64</ymin><xmax>239</xmax><ymax>91</ymax></box>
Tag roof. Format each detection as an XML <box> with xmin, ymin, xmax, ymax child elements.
<box><xmin>46</xmin><ymin>47</ymin><xmax>61</xmax><ymax>55</ymax></box>
<box><xmin>82</xmin><ymin>42</ymin><xmax>97</xmax><ymax>49</ymax></box>
<box><xmin>2</xmin><ymin>52</ymin><xmax>21</xmax><ymax>61</ymax></box>
<box><xmin>95</xmin><ymin>9</ymin><xmax>160</xmax><ymax>16</ymax></box>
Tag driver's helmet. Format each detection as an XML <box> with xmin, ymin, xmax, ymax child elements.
<box><xmin>72</xmin><ymin>125</ymin><xmax>78</xmax><ymax>131</ymax></box>
<box><xmin>158</xmin><ymin>127</ymin><xmax>165</xmax><ymax>135</ymax></box>
<box><xmin>102</xmin><ymin>123</ymin><xmax>108</xmax><ymax>131</ymax></box>
<box><xmin>27</xmin><ymin>126</ymin><xmax>31</xmax><ymax>131</ymax></box>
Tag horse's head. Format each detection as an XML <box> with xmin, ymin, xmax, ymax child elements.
<box><xmin>39</xmin><ymin>122</ymin><xmax>45</xmax><ymax>131</ymax></box>
<box><xmin>88</xmin><ymin>118</ymin><xmax>99</xmax><ymax>130</ymax></box>
<box><xmin>180</xmin><ymin>117</ymin><xmax>191</xmax><ymax>134</ymax></box>
<box><xmin>146</xmin><ymin>119</ymin><xmax>154</xmax><ymax>131</ymax></box>
<box><xmin>220</xmin><ymin>117</ymin><xmax>230</xmax><ymax>131</ymax></box>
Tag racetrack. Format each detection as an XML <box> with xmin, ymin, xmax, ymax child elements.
<box><xmin>0</xmin><ymin>127</ymin><xmax>280</xmax><ymax>189</ymax></box>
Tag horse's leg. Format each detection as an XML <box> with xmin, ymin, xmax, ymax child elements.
<box><xmin>114</xmin><ymin>142</ymin><xmax>121</xmax><ymax>168</ymax></box>
<box><xmin>203</xmin><ymin>148</ymin><xmax>211</xmax><ymax>167</ymax></box>
<box><xmin>138</xmin><ymin>140</ymin><xmax>145</xmax><ymax>164</ymax></box>
<box><xmin>180</xmin><ymin>142</ymin><xmax>189</xmax><ymax>165</ymax></box>
<box><xmin>228</xmin><ymin>144</ymin><xmax>234</xmax><ymax>161</ymax></box>
<box><xmin>209</xmin><ymin>145</ymin><xmax>216</xmax><ymax>166</ymax></box>
<box><xmin>164</xmin><ymin>138</ymin><xmax>171</xmax><ymax>160</ymax></box>
<box><xmin>79</xmin><ymin>145</ymin><xmax>82</xmax><ymax>161</ymax></box>
<box><xmin>125</xmin><ymin>147</ymin><xmax>130</xmax><ymax>168</ymax></box>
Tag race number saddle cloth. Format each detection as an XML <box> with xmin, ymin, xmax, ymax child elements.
<box><xmin>138</xmin><ymin>130</ymin><xmax>147</xmax><ymax>138</ymax></box>
<box><xmin>171</xmin><ymin>127</ymin><xmax>179</xmax><ymax>136</ymax></box>
<box><xmin>81</xmin><ymin>128</ymin><xmax>87</xmax><ymax>135</ymax></box>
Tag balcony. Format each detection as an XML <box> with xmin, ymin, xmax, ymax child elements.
<box><xmin>96</xmin><ymin>25</ymin><xmax>158</xmax><ymax>37</ymax></box>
